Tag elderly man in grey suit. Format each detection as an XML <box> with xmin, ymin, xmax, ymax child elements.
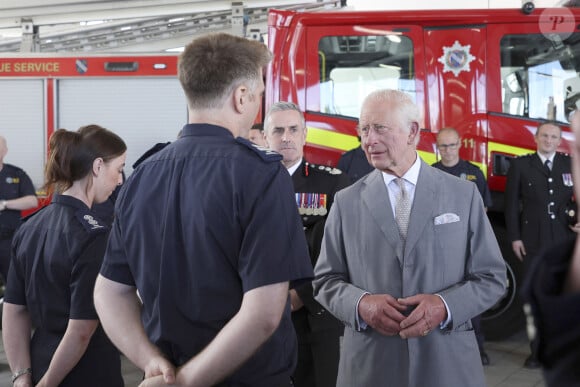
<box><xmin>313</xmin><ymin>89</ymin><xmax>507</xmax><ymax>387</ymax></box>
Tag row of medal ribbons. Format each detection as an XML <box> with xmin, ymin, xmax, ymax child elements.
<box><xmin>296</xmin><ymin>193</ymin><xmax>328</xmax><ymax>216</ymax></box>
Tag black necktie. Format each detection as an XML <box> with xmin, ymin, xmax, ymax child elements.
<box><xmin>544</xmin><ymin>159</ymin><xmax>552</xmax><ymax>173</ymax></box>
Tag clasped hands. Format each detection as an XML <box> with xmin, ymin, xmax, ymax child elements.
<box><xmin>358</xmin><ymin>293</ymin><xmax>447</xmax><ymax>338</ymax></box>
<box><xmin>138</xmin><ymin>356</ymin><xmax>178</xmax><ymax>387</ymax></box>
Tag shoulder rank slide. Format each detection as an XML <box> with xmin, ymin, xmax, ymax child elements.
<box><xmin>75</xmin><ymin>210</ymin><xmax>108</xmax><ymax>234</ymax></box>
<box><xmin>308</xmin><ymin>162</ymin><xmax>342</xmax><ymax>175</ymax></box>
<box><xmin>236</xmin><ymin>137</ymin><xmax>282</xmax><ymax>162</ymax></box>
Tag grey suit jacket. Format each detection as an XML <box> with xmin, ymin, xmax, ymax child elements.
<box><xmin>313</xmin><ymin>160</ymin><xmax>507</xmax><ymax>387</ymax></box>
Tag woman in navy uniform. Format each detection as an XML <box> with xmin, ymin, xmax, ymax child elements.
<box><xmin>2</xmin><ymin>125</ymin><xmax>126</xmax><ymax>387</ymax></box>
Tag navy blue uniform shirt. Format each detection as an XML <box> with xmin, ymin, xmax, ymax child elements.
<box><xmin>5</xmin><ymin>194</ymin><xmax>122</xmax><ymax>386</ymax></box>
<box><xmin>100</xmin><ymin>123</ymin><xmax>313</xmax><ymax>386</ymax></box>
<box><xmin>0</xmin><ymin>163</ymin><xmax>37</xmax><ymax>282</ymax></box>
<box><xmin>0</xmin><ymin>163</ymin><xmax>36</xmax><ymax>231</ymax></box>
<box><xmin>432</xmin><ymin>159</ymin><xmax>493</xmax><ymax>207</ymax></box>
<box><xmin>337</xmin><ymin>146</ymin><xmax>373</xmax><ymax>184</ymax></box>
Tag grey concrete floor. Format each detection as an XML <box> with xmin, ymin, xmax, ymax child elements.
<box><xmin>0</xmin><ymin>329</ymin><xmax>544</xmax><ymax>386</ymax></box>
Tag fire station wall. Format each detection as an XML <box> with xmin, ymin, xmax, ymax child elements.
<box><xmin>0</xmin><ymin>79</ymin><xmax>45</xmax><ymax>190</ymax></box>
<box><xmin>57</xmin><ymin>77</ymin><xmax>187</xmax><ymax>176</ymax></box>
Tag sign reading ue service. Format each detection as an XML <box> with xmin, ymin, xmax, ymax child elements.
<box><xmin>0</xmin><ymin>61</ymin><xmax>60</xmax><ymax>74</ymax></box>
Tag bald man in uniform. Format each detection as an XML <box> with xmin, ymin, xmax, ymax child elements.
<box><xmin>0</xmin><ymin>135</ymin><xmax>38</xmax><ymax>283</ymax></box>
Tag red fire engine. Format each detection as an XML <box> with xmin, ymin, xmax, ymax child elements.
<box><xmin>1</xmin><ymin>5</ymin><xmax>579</xmax><ymax>338</ymax></box>
<box><xmin>264</xmin><ymin>6</ymin><xmax>580</xmax><ymax>339</ymax></box>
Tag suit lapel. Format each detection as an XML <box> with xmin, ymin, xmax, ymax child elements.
<box><xmin>361</xmin><ymin>170</ymin><xmax>403</xmax><ymax>263</ymax></box>
<box><xmin>404</xmin><ymin>161</ymin><xmax>437</xmax><ymax>258</ymax></box>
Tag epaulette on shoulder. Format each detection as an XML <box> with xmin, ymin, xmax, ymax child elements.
<box><xmin>557</xmin><ymin>151</ymin><xmax>571</xmax><ymax>157</ymax></box>
<box><xmin>308</xmin><ymin>162</ymin><xmax>343</xmax><ymax>175</ymax></box>
<box><xmin>75</xmin><ymin>210</ymin><xmax>108</xmax><ymax>235</ymax></box>
<box><xmin>236</xmin><ymin>137</ymin><xmax>282</xmax><ymax>162</ymax></box>
<box><xmin>515</xmin><ymin>153</ymin><xmax>534</xmax><ymax>159</ymax></box>
<box><xmin>4</xmin><ymin>163</ymin><xmax>25</xmax><ymax>174</ymax></box>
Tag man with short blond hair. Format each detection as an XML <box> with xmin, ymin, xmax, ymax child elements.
<box><xmin>94</xmin><ymin>33</ymin><xmax>312</xmax><ymax>387</ymax></box>
<box><xmin>505</xmin><ymin>120</ymin><xmax>575</xmax><ymax>369</ymax></box>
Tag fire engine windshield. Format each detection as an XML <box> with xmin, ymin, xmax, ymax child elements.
<box><xmin>501</xmin><ymin>32</ymin><xmax>580</xmax><ymax>122</ymax></box>
<box><xmin>318</xmin><ymin>35</ymin><xmax>415</xmax><ymax>118</ymax></box>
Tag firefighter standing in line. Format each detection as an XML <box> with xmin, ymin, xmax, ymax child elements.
<box><xmin>0</xmin><ymin>135</ymin><xmax>38</xmax><ymax>284</ymax></box>
<box><xmin>264</xmin><ymin>101</ymin><xmax>350</xmax><ymax>387</ymax></box>
<box><xmin>337</xmin><ymin>140</ymin><xmax>373</xmax><ymax>184</ymax></box>
<box><xmin>249</xmin><ymin>123</ymin><xmax>267</xmax><ymax>147</ymax></box>
<box><xmin>431</xmin><ymin>127</ymin><xmax>493</xmax><ymax>366</ymax></box>
<box><xmin>505</xmin><ymin>121</ymin><xmax>575</xmax><ymax>369</ymax></box>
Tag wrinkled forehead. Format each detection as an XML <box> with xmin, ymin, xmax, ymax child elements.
<box><xmin>359</xmin><ymin>101</ymin><xmax>401</xmax><ymax>126</ymax></box>
<box><xmin>267</xmin><ymin>109</ymin><xmax>304</xmax><ymax>129</ymax></box>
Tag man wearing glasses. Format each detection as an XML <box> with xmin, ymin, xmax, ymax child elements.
<box><xmin>432</xmin><ymin>128</ymin><xmax>492</xmax><ymax>210</ymax></box>
<box><xmin>431</xmin><ymin>127</ymin><xmax>493</xmax><ymax>366</ymax></box>
<box><xmin>313</xmin><ymin>90</ymin><xmax>506</xmax><ymax>387</ymax></box>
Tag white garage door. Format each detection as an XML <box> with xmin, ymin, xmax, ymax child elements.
<box><xmin>0</xmin><ymin>79</ymin><xmax>45</xmax><ymax>190</ymax></box>
<box><xmin>57</xmin><ymin>77</ymin><xmax>187</xmax><ymax>176</ymax></box>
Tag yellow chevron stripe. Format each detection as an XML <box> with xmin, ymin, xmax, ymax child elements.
<box><xmin>486</xmin><ymin>141</ymin><xmax>534</xmax><ymax>177</ymax></box>
<box><xmin>304</xmin><ymin>128</ymin><xmax>531</xmax><ymax>179</ymax></box>
<box><xmin>487</xmin><ymin>141</ymin><xmax>533</xmax><ymax>158</ymax></box>
<box><xmin>418</xmin><ymin>150</ymin><xmax>437</xmax><ymax>165</ymax></box>
<box><xmin>306</xmin><ymin>127</ymin><xmax>360</xmax><ymax>152</ymax></box>
<box><xmin>306</xmin><ymin>126</ymin><xmax>440</xmax><ymax>166</ymax></box>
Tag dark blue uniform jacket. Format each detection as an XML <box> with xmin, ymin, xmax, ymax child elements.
<box><xmin>101</xmin><ymin>123</ymin><xmax>313</xmax><ymax>386</ymax></box>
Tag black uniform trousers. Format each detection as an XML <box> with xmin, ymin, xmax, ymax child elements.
<box><xmin>291</xmin><ymin>160</ymin><xmax>349</xmax><ymax>387</ymax></box>
<box><xmin>505</xmin><ymin>152</ymin><xmax>575</xmax><ymax>362</ymax></box>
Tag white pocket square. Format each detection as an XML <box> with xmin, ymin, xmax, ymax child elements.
<box><xmin>434</xmin><ymin>213</ymin><xmax>460</xmax><ymax>225</ymax></box>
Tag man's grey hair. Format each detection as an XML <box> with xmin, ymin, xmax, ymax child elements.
<box><xmin>264</xmin><ymin>101</ymin><xmax>306</xmax><ymax>132</ymax></box>
<box><xmin>362</xmin><ymin>89</ymin><xmax>421</xmax><ymax>145</ymax></box>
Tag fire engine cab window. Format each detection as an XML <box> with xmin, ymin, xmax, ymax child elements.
<box><xmin>318</xmin><ymin>35</ymin><xmax>415</xmax><ymax>118</ymax></box>
<box><xmin>500</xmin><ymin>33</ymin><xmax>580</xmax><ymax>122</ymax></box>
